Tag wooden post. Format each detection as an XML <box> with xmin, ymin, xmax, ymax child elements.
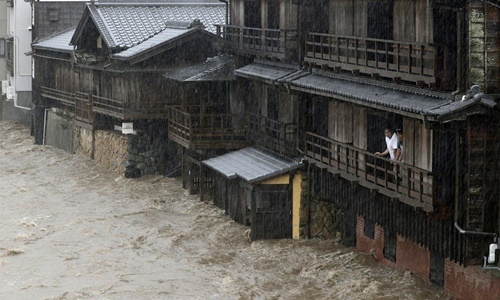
<box><xmin>200</xmin><ymin>163</ymin><xmax>205</xmax><ymax>202</ymax></box>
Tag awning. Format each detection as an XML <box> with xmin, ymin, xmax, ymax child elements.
<box><xmin>202</xmin><ymin>147</ymin><xmax>302</xmax><ymax>184</ymax></box>
<box><xmin>234</xmin><ymin>61</ymin><xmax>299</xmax><ymax>84</ymax></box>
<box><xmin>162</xmin><ymin>54</ymin><xmax>236</xmax><ymax>82</ymax></box>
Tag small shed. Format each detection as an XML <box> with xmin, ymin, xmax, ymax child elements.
<box><xmin>202</xmin><ymin>147</ymin><xmax>302</xmax><ymax>240</ymax></box>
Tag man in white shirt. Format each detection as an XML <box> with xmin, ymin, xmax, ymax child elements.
<box><xmin>375</xmin><ymin>128</ymin><xmax>398</xmax><ymax>160</ymax></box>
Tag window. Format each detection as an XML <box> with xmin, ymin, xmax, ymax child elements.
<box><xmin>48</xmin><ymin>8</ymin><xmax>60</xmax><ymax>22</ymax></box>
<box><xmin>0</xmin><ymin>38</ymin><xmax>5</xmax><ymax>57</ymax></box>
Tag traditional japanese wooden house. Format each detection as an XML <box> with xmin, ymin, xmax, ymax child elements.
<box><xmin>215</xmin><ymin>0</ymin><xmax>500</xmax><ymax>297</ymax></box>
<box><xmin>31</xmin><ymin>2</ymin><xmax>227</xmax><ymax>176</ymax></box>
<box><xmin>196</xmin><ymin>0</ymin><xmax>306</xmax><ymax>238</ymax></box>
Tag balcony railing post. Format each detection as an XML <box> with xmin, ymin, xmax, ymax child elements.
<box><xmin>408</xmin><ymin>44</ymin><xmax>412</xmax><ymax>74</ymax></box>
<box><xmin>420</xmin><ymin>45</ymin><xmax>425</xmax><ymax>76</ymax></box>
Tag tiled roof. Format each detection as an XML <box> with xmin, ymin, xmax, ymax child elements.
<box><xmin>112</xmin><ymin>27</ymin><xmax>191</xmax><ymax>59</ymax></box>
<box><xmin>288</xmin><ymin>70</ymin><xmax>497</xmax><ymax>120</ymax></box>
<box><xmin>32</xmin><ymin>28</ymin><xmax>75</xmax><ymax>53</ymax></box>
<box><xmin>202</xmin><ymin>147</ymin><xmax>302</xmax><ymax>184</ymax></box>
<box><xmin>289</xmin><ymin>70</ymin><xmax>451</xmax><ymax>116</ymax></box>
<box><xmin>162</xmin><ymin>54</ymin><xmax>236</xmax><ymax>81</ymax></box>
<box><xmin>84</xmin><ymin>3</ymin><xmax>225</xmax><ymax>50</ymax></box>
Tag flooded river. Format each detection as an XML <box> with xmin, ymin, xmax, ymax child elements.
<box><xmin>0</xmin><ymin>121</ymin><xmax>450</xmax><ymax>299</ymax></box>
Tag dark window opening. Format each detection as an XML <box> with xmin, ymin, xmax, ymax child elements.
<box><xmin>244</xmin><ymin>1</ymin><xmax>261</xmax><ymax>28</ymax></box>
<box><xmin>364</xmin><ymin>218</ymin><xmax>375</xmax><ymax>239</ymax></box>
<box><xmin>267</xmin><ymin>0</ymin><xmax>280</xmax><ymax>29</ymax></box>
<box><xmin>430</xmin><ymin>253</ymin><xmax>444</xmax><ymax>286</ymax></box>
<box><xmin>383</xmin><ymin>228</ymin><xmax>397</xmax><ymax>262</ymax></box>
<box><xmin>48</xmin><ymin>8</ymin><xmax>60</xmax><ymax>22</ymax></box>
<box><xmin>0</xmin><ymin>38</ymin><xmax>5</xmax><ymax>57</ymax></box>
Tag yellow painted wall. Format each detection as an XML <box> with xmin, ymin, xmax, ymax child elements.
<box><xmin>261</xmin><ymin>174</ymin><xmax>289</xmax><ymax>185</ymax></box>
<box><xmin>293</xmin><ymin>172</ymin><xmax>302</xmax><ymax>239</ymax></box>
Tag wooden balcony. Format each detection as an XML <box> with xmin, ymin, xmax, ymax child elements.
<box><xmin>166</xmin><ymin>105</ymin><xmax>248</xmax><ymax>150</ymax></box>
<box><xmin>215</xmin><ymin>24</ymin><xmax>298</xmax><ymax>61</ymax></box>
<box><xmin>304</xmin><ymin>33</ymin><xmax>437</xmax><ymax>87</ymax></box>
<box><xmin>304</xmin><ymin>132</ymin><xmax>434</xmax><ymax>212</ymax></box>
<box><xmin>92</xmin><ymin>95</ymin><xmax>167</xmax><ymax>120</ymax></box>
<box><xmin>246</xmin><ymin>113</ymin><xmax>298</xmax><ymax>156</ymax></box>
<box><xmin>40</xmin><ymin>86</ymin><xmax>75</xmax><ymax>110</ymax></box>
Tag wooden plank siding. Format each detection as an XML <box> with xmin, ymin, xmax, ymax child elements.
<box><xmin>309</xmin><ymin>166</ymin><xmax>469</xmax><ymax>265</ymax></box>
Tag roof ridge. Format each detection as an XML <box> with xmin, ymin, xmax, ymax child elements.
<box><xmin>88</xmin><ymin>3</ymin><xmax>118</xmax><ymax>48</ymax></box>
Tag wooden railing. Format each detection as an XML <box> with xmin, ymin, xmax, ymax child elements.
<box><xmin>215</xmin><ymin>24</ymin><xmax>297</xmax><ymax>60</ymax></box>
<box><xmin>246</xmin><ymin>113</ymin><xmax>297</xmax><ymax>156</ymax></box>
<box><xmin>166</xmin><ymin>105</ymin><xmax>247</xmax><ymax>149</ymax></box>
<box><xmin>304</xmin><ymin>33</ymin><xmax>437</xmax><ymax>86</ymax></box>
<box><xmin>92</xmin><ymin>95</ymin><xmax>167</xmax><ymax>120</ymax></box>
<box><xmin>40</xmin><ymin>86</ymin><xmax>75</xmax><ymax>109</ymax></box>
<box><xmin>305</xmin><ymin>132</ymin><xmax>434</xmax><ymax>210</ymax></box>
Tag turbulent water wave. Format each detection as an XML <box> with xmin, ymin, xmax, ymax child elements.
<box><xmin>0</xmin><ymin>121</ymin><xmax>448</xmax><ymax>300</ymax></box>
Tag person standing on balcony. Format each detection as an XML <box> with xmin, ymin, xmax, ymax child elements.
<box><xmin>394</xmin><ymin>128</ymin><xmax>404</xmax><ymax>162</ymax></box>
<box><xmin>375</xmin><ymin>128</ymin><xmax>398</xmax><ymax>160</ymax></box>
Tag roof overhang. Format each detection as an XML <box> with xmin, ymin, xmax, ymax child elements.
<box><xmin>287</xmin><ymin>70</ymin><xmax>497</xmax><ymax>123</ymax></box>
<box><xmin>202</xmin><ymin>147</ymin><xmax>302</xmax><ymax>184</ymax></box>
<box><xmin>234</xmin><ymin>61</ymin><xmax>300</xmax><ymax>85</ymax></box>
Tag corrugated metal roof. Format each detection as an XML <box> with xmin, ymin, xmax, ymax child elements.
<box><xmin>32</xmin><ymin>28</ymin><xmax>75</xmax><ymax>53</ymax></box>
<box><xmin>82</xmin><ymin>3</ymin><xmax>225</xmax><ymax>50</ymax></box>
<box><xmin>162</xmin><ymin>54</ymin><xmax>236</xmax><ymax>81</ymax></box>
<box><xmin>234</xmin><ymin>62</ymin><xmax>298</xmax><ymax>82</ymax></box>
<box><xmin>202</xmin><ymin>147</ymin><xmax>302</xmax><ymax>184</ymax></box>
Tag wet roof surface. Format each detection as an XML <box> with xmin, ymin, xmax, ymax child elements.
<box><xmin>88</xmin><ymin>3</ymin><xmax>225</xmax><ymax>49</ymax></box>
<box><xmin>202</xmin><ymin>147</ymin><xmax>302</xmax><ymax>184</ymax></box>
<box><xmin>162</xmin><ymin>54</ymin><xmax>236</xmax><ymax>81</ymax></box>
<box><xmin>32</xmin><ymin>29</ymin><xmax>76</xmax><ymax>52</ymax></box>
<box><xmin>234</xmin><ymin>63</ymin><xmax>298</xmax><ymax>82</ymax></box>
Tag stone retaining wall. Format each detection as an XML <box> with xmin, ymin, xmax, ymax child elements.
<box><xmin>73</xmin><ymin>122</ymin><xmax>181</xmax><ymax>177</ymax></box>
<box><xmin>299</xmin><ymin>171</ymin><xmax>342</xmax><ymax>240</ymax></box>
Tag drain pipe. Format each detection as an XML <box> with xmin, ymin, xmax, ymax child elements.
<box><xmin>12</xmin><ymin>94</ymin><xmax>31</xmax><ymax>111</ymax></box>
<box><xmin>218</xmin><ymin>0</ymin><xmax>229</xmax><ymax>25</ymax></box>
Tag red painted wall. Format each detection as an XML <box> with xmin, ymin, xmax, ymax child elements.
<box><xmin>356</xmin><ymin>215</ymin><xmax>500</xmax><ymax>299</ymax></box>
<box><xmin>444</xmin><ymin>259</ymin><xmax>500</xmax><ymax>300</ymax></box>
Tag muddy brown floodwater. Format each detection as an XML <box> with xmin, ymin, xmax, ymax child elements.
<box><xmin>0</xmin><ymin>121</ymin><xmax>450</xmax><ymax>300</ymax></box>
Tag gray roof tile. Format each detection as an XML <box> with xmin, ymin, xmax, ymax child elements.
<box><xmin>32</xmin><ymin>28</ymin><xmax>75</xmax><ymax>52</ymax></box>
<box><xmin>89</xmin><ymin>3</ymin><xmax>225</xmax><ymax>50</ymax></box>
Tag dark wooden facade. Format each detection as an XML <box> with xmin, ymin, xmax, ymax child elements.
<box><xmin>221</xmin><ymin>0</ymin><xmax>500</xmax><ymax>268</ymax></box>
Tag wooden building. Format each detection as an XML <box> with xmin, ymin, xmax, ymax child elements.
<box><xmin>32</xmin><ymin>2</ymin><xmax>227</xmax><ymax>176</ymax></box>
<box><xmin>215</xmin><ymin>0</ymin><xmax>500</xmax><ymax>297</ymax></box>
<box><xmin>30</xmin><ymin>0</ymin><xmax>500</xmax><ymax>297</ymax></box>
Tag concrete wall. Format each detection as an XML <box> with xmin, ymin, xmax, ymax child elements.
<box><xmin>44</xmin><ymin>109</ymin><xmax>73</xmax><ymax>152</ymax></box>
<box><xmin>1</xmin><ymin>95</ymin><xmax>31</xmax><ymax>123</ymax></box>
